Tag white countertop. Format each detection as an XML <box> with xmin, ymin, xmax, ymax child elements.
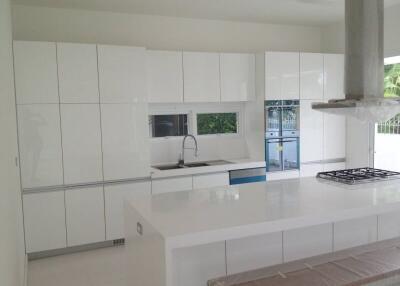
<box><xmin>150</xmin><ymin>158</ymin><xmax>266</xmax><ymax>179</ymax></box>
<box><xmin>127</xmin><ymin>177</ymin><xmax>400</xmax><ymax>248</ymax></box>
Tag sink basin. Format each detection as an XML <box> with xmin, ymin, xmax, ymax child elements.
<box><xmin>153</xmin><ymin>164</ymin><xmax>184</xmax><ymax>170</ymax></box>
<box><xmin>184</xmin><ymin>162</ymin><xmax>209</xmax><ymax>168</ymax></box>
<box><xmin>153</xmin><ymin>160</ymin><xmax>232</xmax><ymax>171</ymax></box>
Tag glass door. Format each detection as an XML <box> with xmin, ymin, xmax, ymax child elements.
<box><xmin>266</xmin><ymin>138</ymin><xmax>283</xmax><ymax>172</ymax></box>
<box><xmin>282</xmin><ymin>138</ymin><xmax>299</xmax><ymax>170</ymax></box>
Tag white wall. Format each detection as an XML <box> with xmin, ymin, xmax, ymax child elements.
<box><xmin>11</xmin><ymin>5</ymin><xmax>322</xmax><ymax>53</ymax></box>
<box><xmin>0</xmin><ymin>0</ymin><xmax>25</xmax><ymax>285</ymax></box>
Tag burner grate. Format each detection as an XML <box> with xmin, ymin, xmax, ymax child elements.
<box><xmin>317</xmin><ymin>167</ymin><xmax>400</xmax><ymax>185</ymax></box>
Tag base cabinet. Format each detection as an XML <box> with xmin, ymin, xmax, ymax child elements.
<box><xmin>378</xmin><ymin>212</ymin><xmax>400</xmax><ymax>241</ymax></box>
<box><xmin>192</xmin><ymin>173</ymin><xmax>229</xmax><ymax>189</ymax></box>
<box><xmin>23</xmin><ymin>191</ymin><xmax>67</xmax><ymax>253</ymax></box>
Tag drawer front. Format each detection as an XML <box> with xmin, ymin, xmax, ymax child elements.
<box><xmin>152</xmin><ymin>176</ymin><xmax>193</xmax><ymax>194</ymax></box>
<box><xmin>193</xmin><ymin>173</ymin><xmax>229</xmax><ymax>189</ymax></box>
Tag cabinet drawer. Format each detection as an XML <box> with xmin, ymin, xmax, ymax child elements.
<box><xmin>193</xmin><ymin>173</ymin><xmax>229</xmax><ymax>189</ymax></box>
<box><xmin>152</xmin><ymin>176</ymin><xmax>193</xmax><ymax>194</ymax></box>
<box><xmin>378</xmin><ymin>212</ymin><xmax>400</xmax><ymax>241</ymax></box>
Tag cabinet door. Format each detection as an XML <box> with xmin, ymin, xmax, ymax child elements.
<box><xmin>60</xmin><ymin>104</ymin><xmax>103</xmax><ymax>184</ymax></box>
<box><xmin>300</xmin><ymin>53</ymin><xmax>324</xmax><ymax>100</ymax></box>
<box><xmin>220</xmin><ymin>53</ymin><xmax>255</xmax><ymax>102</ymax></box>
<box><xmin>152</xmin><ymin>176</ymin><xmax>192</xmax><ymax>194</ymax></box>
<box><xmin>104</xmin><ymin>181</ymin><xmax>151</xmax><ymax>240</ymax></box>
<box><xmin>226</xmin><ymin>232</ymin><xmax>282</xmax><ymax>275</ymax></box>
<box><xmin>183</xmin><ymin>52</ymin><xmax>220</xmax><ymax>103</ymax></box>
<box><xmin>146</xmin><ymin>50</ymin><xmax>183</xmax><ymax>103</ymax></box>
<box><xmin>334</xmin><ymin>216</ymin><xmax>377</xmax><ymax>251</ymax></box>
<box><xmin>192</xmin><ymin>172</ymin><xmax>229</xmax><ymax>189</ymax></box>
<box><xmin>378</xmin><ymin>212</ymin><xmax>400</xmax><ymax>241</ymax></box>
<box><xmin>284</xmin><ymin>224</ymin><xmax>332</xmax><ymax>262</ymax></box>
<box><xmin>98</xmin><ymin>45</ymin><xmax>146</xmax><ymax>103</ymax></box>
<box><xmin>265</xmin><ymin>52</ymin><xmax>299</xmax><ymax>100</ymax></box>
<box><xmin>101</xmin><ymin>104</ymin><xmax>150</xmax><ymax>181</ymax></box>
<box><xmin>65</xmin><ymin>187</ymin><xmax>105</xmax><ymax>246</ymax></box>
<box><xmin>300</xmin><ymin>100</ymin><xmax>323</xmax><ymax>163</ymax></box>
<box><xmin>323</xmin><ymin>113</ymin><xmax>346</xmax><ymax>161</ymax></box>
<box><xmin>324</xmin><ymin>54</ymin><xmax>345</xmax><ymax>101</ymax></box>
<box><xmin>17</xmin><ymin>105</ymin><xmax>64</xmax><ymax>188</ymax></box>
<box><xmin>172</xmin><ymin>242</ymin><xmax>226</xmax><ymax>286</ymax></box>
<box><xmin>13</xmin><ymin>41</ymin><xmax>59</xmax><ymax>104</ymax></box>
<box><xmin>23</xmin><ymin>191</ymin><xmax>67</xmax><ymax>253</ymax></box>
<box><xmin>57</xmin><ymin>43</ymin><xmax>99</xmax><ymax>103</ymax></box>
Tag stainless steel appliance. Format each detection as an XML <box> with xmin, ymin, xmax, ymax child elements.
<box><xmin>317</xmin><ymin>167</ymin><xmax>400</xmax><ymax>185</ymax></box>
<box><xmin>265</xmin><ymin>100</ymin><xmax>300</xmax><ymax>172</ymax></box>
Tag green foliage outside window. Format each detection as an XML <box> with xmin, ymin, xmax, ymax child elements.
<box><xmin>384</xmin><ymin>64</ymin><xmax>400</xmax><ymax>97</ymax></box>
<box><xmin>197</xmin><ymin>113</ymin><xmax>238</xmax><ymax>135</ymax></box>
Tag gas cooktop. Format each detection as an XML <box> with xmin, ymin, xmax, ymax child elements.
<box><xmin>317</xmin><ymin>167</ymin><xmax>400</xmax><ymax>185</ymax></box>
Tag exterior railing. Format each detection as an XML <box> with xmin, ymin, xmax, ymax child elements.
<box><xmin>377</xmin><ymin>114</ymin><xmax>400</xmax><ymax>134</ymax></box>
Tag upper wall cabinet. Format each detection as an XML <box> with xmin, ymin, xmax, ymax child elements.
<box><xmin>183</xmin><ymin>52</ymin><xmax>220</xmax><ymax>103</ymax></box>
<box><xmin>14</xmin><ymin>41</ymin><xmax>59</xmax><ymax>104</ymax></box>
<box><xmin>146</xmin><ymin>50</ymin><xmax>184</xmax><ymax>103</ymax></box>
<box><xmin>265</xmin><ymin>52</ymin><xmax>299</xmax><ymax>100</ymax></box>
<box><xmin>300</xmin><ymin>53</ymin><xmax>324</xmax><ymax>100</ymax></box>
<box><xmin>57</xmin><ymin>43</ymin><xmax>100</xmax><ymax>103</ymax></box>
<box><xmin>324</xmin><ymin>54</ymin><xmax>345</xmax><ymax>102</ymax></box>
<box><xmin>220</xmin><ymin>53</ymin><xmax>255</xmax><ymax>102</ymax></box>
<box><xmin>98</xmin><ymin>45</ymin><xmax>146</xmax><ymax>103</ymax></box>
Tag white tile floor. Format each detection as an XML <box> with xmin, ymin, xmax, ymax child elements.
<box><xmin>28</xmin><ymin>246</ymin><xmax>127</xmax><ymax>286</ymax></box>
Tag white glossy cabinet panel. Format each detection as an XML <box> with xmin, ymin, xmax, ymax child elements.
<box><xmin>57</xmin><ymin>43</ymin><xmax>99</xmax><ymax>103</ymax></box>
<box><xmin>183</xmin><ymin>52</ymin><xmax>220</xmax><ymax>103</ymax></box>
<box><xmin>220</xmin><ymin>53</ymin><xmax>255</xmax><ymax>102</ymax></box>
<box><xmin>226</xmin><ymin>232</ymin><xmax>282</xmax><ymax>275</ymax></box>
<box><xmin>300</xmin><ymin>100</ymin><xmax>323</xmax><ymax>163</ymax></box>
<box><xmin>60</xmin><ymin>104</ymin><xmax>103</xmax><ymax>184</ymax></box>
<box><xmin>104</xmin><ymin>181</ymin><xmax>151</xmax><ymax>240</ymax></box>
<box><xmin>300</xmin><ymin>164</ymin><xmax>324</xmax><ymax>178</ymax></box>
<box><xmin>192</xmin><ymin>172</ymin><xmax>229</xmax><ymax>189</ymax></box>
<box><xmin>152</xmin><ymin>176</ymin><xmax>193</xmax><ymax>194</ymax></box>
<box><xmin>146</xmin><ymin>50</ymin><xmax>183</xmax><ymax>103</ymax></box>
<box><xmin>267</xmin><ymin>170</ymin><xmax>300</xmax><ymax>181</ymax></box>
<box><xmin>23</xmin><ymin>191</ymin><xmax>67</xmax><ymax>253</ymax></box>
<box><xmin>98</xmin><ymin>45</ymin><xmax>146</xmax><ymax>103</ymax></box>
<box><xmin>13</xmin><ymin>41</ymin><xmax>59</xmax><ymax>104</ymax></box>
<box><xmin>323</xmin><ymin>114</ymin><xmax>346</xmax><ymax>161</ymax></box>
<box><xmin>17</xmin><ymin>105</ymin><xmax>64</xmax><ymax>188</ymax></box>
<box><xmin>284</xmin><ymin>224</ymin><xmax>332</xmax><ymax>262</ymax></box>
<box><xmin>300</xmin><ymin>53</ymin><xmax>324</xmax><ymax>100</ymax></box>
<box><xmin>334</xmin><ymin>216</ymin><xmax>377</xmax><ymax>251</ymax></box>
<box><xmin>378</xmin><ymin>212</ymin><xmax>400</xmax><ymax>241</ymax></box>
<box><xmin>65</xmin><ymin>187</ymin><xmax>105</xmax><ymax>246</ymax></box>
<box><xmin>265</xmin><ymin>52</ymin><xmax>299</xmax><ymax>100</ymax></box>
<box><xmin>101</xmin><ymin>104</ymin><xmax>150</xmax><ymax>181</ymax></box>
<box><xmin>324</xmin><ymin>54</ymin><xmax>345</xmax><ymax>101</ymax></box>
<box><xmin>172</xmin><ymin>242</ymin><xmax>226</xmax><ymax>286</ymax></box>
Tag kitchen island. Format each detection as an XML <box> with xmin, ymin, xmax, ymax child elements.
<box><xmin>124</xmin><ymin>177</ymin><xmax>400</xmax><ymax>286</ymax></box>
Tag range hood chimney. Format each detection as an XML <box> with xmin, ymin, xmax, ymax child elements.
<box><xmin>312</xmin><ymin>0</ymin><xmax>400</xmax><ymax>122</ymax></box>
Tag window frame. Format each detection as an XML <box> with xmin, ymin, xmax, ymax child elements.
<box><xmin>148</xmin><ymin>108</ymin><xmax>193</xmax><ymax>140</ymax></box>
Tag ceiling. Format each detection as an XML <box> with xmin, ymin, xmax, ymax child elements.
<box><xmin>12</xmin><ymin>0</ymin><xmax>400</xmax><ymax>26</ymax></box>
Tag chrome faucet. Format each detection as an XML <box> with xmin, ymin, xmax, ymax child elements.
<box><xmin>178</xmin><ymin>134</ymin><xmax>198</xmax><ymax>167</ymax></box>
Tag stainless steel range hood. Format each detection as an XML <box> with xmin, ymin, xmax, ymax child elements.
<box><xmin>312</xmin><ymin>0</ymin><xmax>400</xmax><ymax>123</ymax></box>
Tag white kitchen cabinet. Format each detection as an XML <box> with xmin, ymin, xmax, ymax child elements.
<box><xmin>104</xmin><ymin>181</ymin><xmax>151</xmax><ymax>240</ymax></box>
<box><xmin>267</xmin><ymin>170</ymin><xmax>300</xmax><ymax>181</ymax></box>
<box><xmin>57</xmin><ymin>43</ymin><xmax>99</xmax><ymax>103</ymax></box>
<box><xmin>152</xmin><ymin>176</ymin><xmax>193</xmax><ymax>194</ymax></box>
<box><xmin>60</xmin><ymin>104</ymin><xmax>103</xmax><ymax>184</ymax></box>
<box><xmin>220</xmin><ymin>53</ymin><xmax>255</xmax><ymax>102</ymax></box>
<box><xmin>183</xmin><ymin>52</ymin><xmax>220</xmax><ymax>103</ymax></box>
<box><xmin>378</xmin><ymin>212</ymin><xmax>400</xmax><ymax>241</ymax></box>
<box><xmin>172</xmin><ymin>242</ymin><xmax>226</xmax><ymax>286</ymax></box>
<box><xmin>283</xmin><ymin>223</ymin><xmax>332</xmax><ymax>262</ymax></box>
<box><xmin>17</xmin><ymin>105</ymin><xmax>64</xmax><ymax>188</ymax></box>
<box><xmin>101</xmin><ymin>104</ymin><xmax>150</xmax><ymax>181</ymax></box>
<box><xmin>323</xmin><ymin>162</ymin><xmax>346</xmax><ymax>172</ymax></box>
<box><xmin>334</xmin><ymin>216</ymin><xmax>377</xmax><ymax>251</ymax></box>
<box><xmin>323</xmin><ymin>113</ymin><xmax>346</xmax><ymax>161</ymax></box>
<box><xmin>65</xmin><ymin>186</ymin><xmax>105</xmax><ymax>246</ymax></box>
<box><xmin>98</xmin><ymin>45</ymin><xmax>146</xmax><ymax>103</ymax></box>
<box><xmin>13</xmin><ymin>41</ymin><xmax>59</xmax><ymax>104</ymax></box>
<box><xmin>23</xmin><ymin>191</ymin><xmax>67</xmax><ymax>253</ymax></box>
<box><xmin>265</xmin><ymin>52</ymin><xmax>299</xmax><ymax>100</ymax></box>
<box><xmin>300</xmin><ymin>100</ymin><xmax>323</xmax><ymax>163</ymax></box>
<box><xmin>192</xmin><ymin>172</ymin><xmax>229</xmax><ymax>189</ymax></box>
<box><xmin>300</xmin><ymin>53</ymin><xmax>324</xmax><ymax>100</ymax></box>
<box><xmin>146</xmin><ymin>50</ymin><xmax>183</xmax><ymax>103</ymax></box>
<box><xmin>300</xmin><ymin>164</ymin><xmax>324</xmax><ymax>177</ymax></box>
<box><xmin>226</xmin><ymin>232</ymin><xmax>282</xmax><ymax>275</ymax></box>
<box><xmin>324</xmin><ymin>54</ymin><xmax>345</xmax><ymax>101</ymax></box>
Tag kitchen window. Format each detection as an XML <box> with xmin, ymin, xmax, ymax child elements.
<box><xmin>149</xmin><ymin>114</ymin><xmax>188</xmax><ymax>138</ymax></box>
<box><xmin>196</xmin><ymin>112</ymin><xmax>238</xmax><ymax>135</ymax></box>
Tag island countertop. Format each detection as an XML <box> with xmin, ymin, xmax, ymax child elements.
<box><xmin>126</xmin><ymin>177</ymin><xmax>400</xmax><ymax>248</ymax></box>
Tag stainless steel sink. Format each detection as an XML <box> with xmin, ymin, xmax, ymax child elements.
<box><xmin>153</xmin><ymin>160</ymin><xmax>232</xmax><ymax>171</ymax></box>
